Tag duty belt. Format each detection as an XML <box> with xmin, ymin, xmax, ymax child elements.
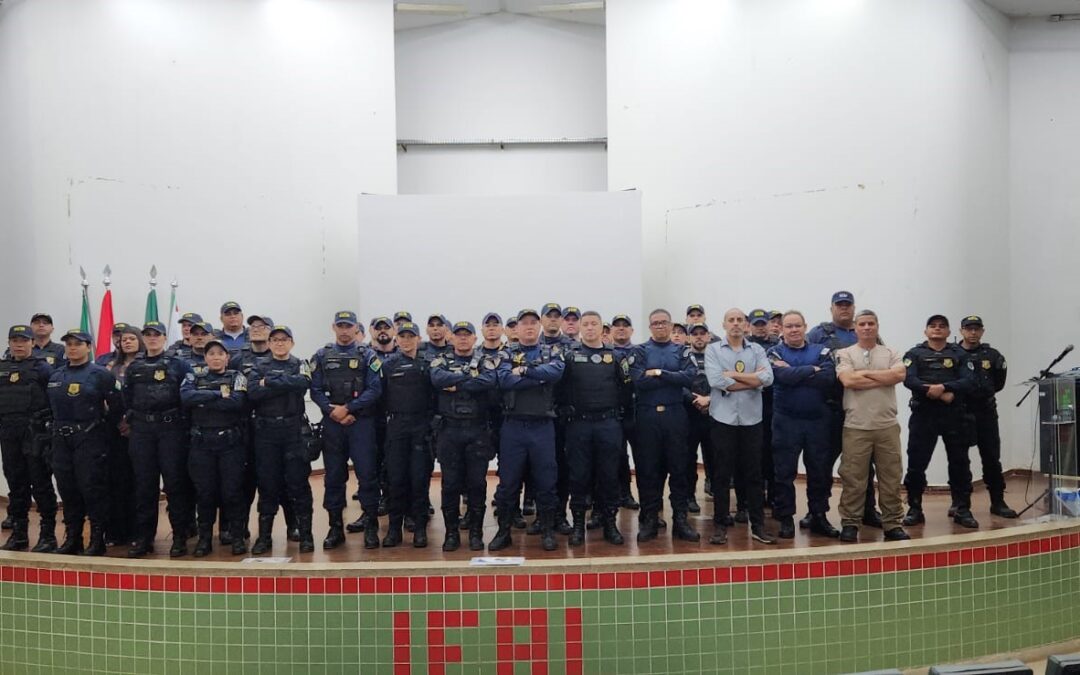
<box><xmin>571</xmin><ymin>409</ymin><xmax>619</xmax><ymax>421</ymax></box>
<box><xmin>130</xmin><ymin>409</ymin><xmax>183</xmax><ymax>424</ymax></box>
<box><xmin>442</xmin><ymin>417</ymin><xmax>486</xmax><ymax>426</ymax></box>
<box><xmin>54</xmin><ymin>421</ymin><xmax>98</xmax><ymax>436</ymax></box>
<box><xmin>255</xmin><ymin>414</ymin><xmax>300</xmax><ymax>426</ymax></box>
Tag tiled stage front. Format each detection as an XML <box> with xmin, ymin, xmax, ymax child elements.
<box><xmin>2</xmin><ymin>520</ymin><xmax>1079</xmax><ymax>675</ymax></box>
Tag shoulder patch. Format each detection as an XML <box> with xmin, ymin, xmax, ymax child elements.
<box><xmin>235</xmin><ymin>373</ymin><xmax>248</xmax><ymax>392</ymax></box>
<box><xmin>183</xmin><ymin>373</ymin><xmax>196</xmax><ymax>383</ymax></box>
<box><xmin>299</xmin><ymin>361</ymin><xmax>312</xmax><ymax>378</ymax></box>
<box><xmin>431</xmin><ymin>356</ymin><xmax>446</xmax><ymax>368</ymax></box>
<box><xmin>820</xmin><ymin>347</ymin><xmax>830</xmax><ymax>356</ymax></box>
<box><xmin>370</xmin><ymin>358</ymin><xmax>382</xmax><ymax>373</ymax></box>
<box><xmin>903</xmin><ymin>358</ymin><xmax>912</xmax><ymax>367</ymax></box>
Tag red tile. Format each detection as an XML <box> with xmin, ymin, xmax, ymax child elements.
<box><xmin>853</xmin><ymin>559</ymin><xmax>868</xmax><ymax>576</ymax></box>
<box><xmin>882</xmin><ymin>557</ymin><xmax>896</xmax><ymax>573</ymax></box>
<box><xmin>699</xmin><ymin>568</ymin><xmax>715</xmax><ymax>584</ymax></box>
<box><xmin>497</xmin><ymin>659</ymin><xmax>514</xmax><ymax>674</ymax></box>
<box><xmin>1008</xmin><ymin>543</ymin><xmax>1019</xmax><ymax>558</ymax></box>
<box><xmin>565</xmin><ymin>624</ymin><xmax>582</xmax><ymax>642</ymax></box>
<box><xmin>648</xmin><ymin>570</ymin><xmax>665</xmax><ymax>587</ymax></box>
<box><xmin>430</xmin><ymin>645</ymin><xmax>445</xmax><ymax>661</ymax></box>
<box><xmin>747</xmin><ymin>566</ymin><xmax>762</xmax><ymax>583</ymax></box>
<box><xmin>446</xmin><ymin>576</ymin><xmax>461</xmax><ymax>593</ymax></box>
<box><xmin>960</xmin><ymin>549</ymin><xmax>973</xmax><ymax>564</ymax></box>
<box><xmin>497</xmin><ymin>627</ymin><xmax>513</xmax><ymax>644</ymax></box>
<box><xmin>717</xmin><ymin>567</ymin><xmax>731</xmax><ymax>583</ymax></box>
<box><xmin>256</xmin><ymin>577</ymin><xmax>272</xmax><ymax>594</ymax></box>
<box><xmin>567</xmin><ymin>658</ymin><xmax>583</xmax><ymax>675</ymax></box>
<box><xmin>895</xmin><ymin>556</ymin><xmax>909</xmax><ymax>572</ymax></box>
<box><xmin>429</xmin><ymin>576</ymin><xmax>444</xmax><ymax>593</ymax></box>
<box><xmin>547</xmin><ymin>573</ymin><xmax>563</xmax><ymax>591</ymax></box>
<box><xmin>478</xmin><ymin>576</ymin><xmax>495</xmax><ymax>593</ymax></box>
<box><xmin>121</xmin><ymin>572</ymin><xmax>136</xmax><ymax>590</ymax></box>
<box><xmin>1041</xmin><ymin>538</ymin><xmax>1052</xmax><ymax>553</ymax></box>
<box><xmin>567</xmin><ymin>642</ymin><xmax>583</xmax><ymax>659</ymax></box>
<box><xmin>224</xmin><ymin>577</ymin><xmax>241</xmax><ymax>594</ymax></box>
<box><xmin>497</xmin><ymin>645</ymin><xmax>514</xmax><ymax>662</ymax></box>
<box><xmin>494</xmin><ymin>576</ymin><xmax>510</xmax><ymax>592</ymax></box>
<box><xmin>514</xmin><ymin>644</ymin><xmax>531</xmax><ymax>660</ymax></box>
<box><xmin>292</xmin><ymin>578</ymin><xmax>308</xmax><ymax>594</ymax></box>
<box><xmin>325</xmin><ymin>578</ymin><xmax>342</xmax><ymax>594</ymax></box>
<box><xmin>972</xmin><ymin>548</ymin><xmax>985</xmax><ymax>563</ymax></box>
<box><xmin>163</xmin><ymin>576</ymin><xmax>179</xmax><ymax>593</ymax></box>
<box><xmin>564</xmin><ymin>607</ymin><xmax>582</xmax><ymax>625</ymax></box>
<box><xmin>947</xmin><ymin>550</ymin><xmax>960</xmax><ymax>566</ymax></box>
<box><xmin>376</xmin><ymin>577</ymin><xmax>392</xmax><ymax>594</ymax></box>
<box><xmin>762</xmin><ymin>565</ymin><xmax>778</xmax><ymax>581</ymax></box>
<box><xmin>513</xmin><ymin>575</ymin><xmax>529</xmax><ymax>592</ymax></box>
<box><xmin>394</xmin><ymin>664</ymin><xmax>410</xmax><ymax>675</ymax></box>
<box><xmin>565</xmin><ymin>574</ymin><xmax>581</xmax><ymax>590</ymax></box>
<box><xmin>599</xmin><ymin>573</ymin><xmax>616</xmax><ymax>590</ymax></box>
<box><xmin>78</xmin><ymin>571</ymin><xmax>91</xmax><ymax>587</ymax></box>
<box><xmin>309</xmin><ymin>578</ymin><xmax>324</xmax><ymax>594</ymax></box>
<box><xmin>64</xmin><ymin>570</ymin><xmax>77</xmax><ymax>586</ymax></box>
<box><xmin>393</xmin><ymin>646</ymin><xmax>410</xmax><ymax>663</ymax></box>
<box><xmin>445</xmin><ymin>645</ymin><xmax>462</xmax><ymax>662</ymax></box>
<box><xmin>531</xmin><ymin>574</ymin><xmax>547</xmax><ymax>591</ymax></box>
<box><xmin>581</xmin><ymin>573</ymin><xmax>598</xmax><ymax>590</ymax></box>
<box><xmin>460</xmin><ymin>576</ymin><xmax>477</xmax><ymax>593</ymax></box>
<box><xmin>665</xmin><ymin>570</ymin><xmax>680</xmax><ymax>587</ymax></box>
<box><xmin>150</xmin><ymin>576</ymin><xmax>165</xmax><ymax>592</ymax></box>
<box><xmin>837</xmin><ymin>561</ymin><xmax>852</xmax><ymax>576</ymax></box>
<box><xmin>447</xmin><ymin>611</ymin><xmax>462</xmax><ymax>628</ymax></box>
<box><xmin>792</xmin><ymin>563</ymin><xmax>808</xmax><ymax>579</ymax></box>
<box><xmin>809</xmin><ymin>562</ymin><xmax>825</xmax><ymax>578</ymax></box>
<box><xmin>393</xmin><ymin>577</ymin><xmax>409</xmax><ymax>594</ymax></box>
<box><xmin>825</xmin><ymin>561</ymin><xmax>840</xmax><ymax>577</ymax></box>
<box><xmin>731</xmin><ymin>567</ymin><xmax>746</xmax><ymax>583</ymax></box>
<box><xmin>179</xmin><ymin>577</ymin><xmax>195</xmax><ymax>593</ymax></box>
<box><xmin>343</xmin><ymin>578</ymin><xmax>360</xmax><ymax>594</ymax></box>
<box><xmin>25</xmin><ymin>568</ymin><xmax>40</xmax><ymax>585</ymax></box>
<box><xmin>615</xmin><ymin>572</ymin><xmax>632</xmax><ymax>589</ymax></box>
<box><xmin>534</xmin><ymin>662</ymin><xmax>548</xmax><ymax>674</ymax></box>
<box><xmin>12</xmin><ymin>567</ymin><xmax>25</xmax><ymax>583</ymax></box>
<box><xmin>531</xmin><ymin>644</ymin><xmax>546</xmax><ymax>662</ymax></box>
<box><xmin>0</xmin><ymin>567</ymin><xmax>11</xmax><ymax>583</ymax></box>
<box><xmin>272</xmin><ymin>578</ymin><xmax>288</xmax><ymax>594</ymax></box>
<box><xmin>531</xmin><ymin>625</ymin><xmax>547</xmax><ymax>642</ymax></box>
<box><xmin>531</xmin><ymin>608</ymin><xmax>546</xmax><ymax>624</ymax></box>
<box><xmin>868</xmin><ymin>558</ymin><xmax>882</xmax><ymax>574</ymax></box>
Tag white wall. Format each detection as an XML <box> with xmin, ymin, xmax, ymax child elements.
<box><xmin>607</xmin><ymin>0</ymin><xmax>1013</xmax><ymax>484</ymax></box>
<box><xmin>1007</xmin><ymin>18</ymin><xmax>1080</xmax><ymax>471</ymax></box>
<box><xmin>395</xmin><ymin>13</ymin><xmax>606</xmax><ymax>194</ymax></box>
<box><xmin>0</xmin><ymin>0</ymin><xmax>398</xmax><ymax>359</ymax></box>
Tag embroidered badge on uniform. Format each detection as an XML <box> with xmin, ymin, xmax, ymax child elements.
<box><xmin>370</xmin><ymin>359</ymin><xmax>381</xmax><ymax>373</ymax></box>
<box><xmin>590</xmin><ymin>354</ymin><xmax>602</xmax><ymax>364</ymax></box>
<box><xmin>982</xmin><ymin>360</ymin><xmax>991</xmax><ymax>370</ymax></box>
<box><xmin>943</xmin><ymin>358</ymin><xmax>953</xmax><ymax>369</ymax></box>
<box><xmin>349</xmin><ymin>359</ymin><xmax>359</xmax><ymax>369</ymax></box>
<box><xmin>67</xmin><ymin>383</ymin><xmax>80</xmax><ymax>396</ymax></box>
<box><xmin>903</xmin><ymin>358</ymin><xmax>912</xmax><ymax>367</ymax></box>
<box><xmin>735</xmin><ymin>361</ymin><xmax>745</xmax><ymax>373</ymax></box>
<box><xmin>9</xmin><ymin>373</ymin><xmax>18</xmax><ymax>383</ymax></box>
<box><xmin>154</xmin><ymin>370</ymin><xmax>166</xmax><ymax>381</ymax></box>
<box><xmin>602</xmin><ymin>353</ymin><xmax>613</xmax><ymax>364</ymax></box>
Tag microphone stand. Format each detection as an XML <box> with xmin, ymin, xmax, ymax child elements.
<box><xmin>1015</xmin><ymin>345</ymin><xmax>1075</xmax><ymax>517</ymax></box>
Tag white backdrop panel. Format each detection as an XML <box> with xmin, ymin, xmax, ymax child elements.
<box><xmin>356</xmin><ymin>192</ymin><xmax>643</xmax><ymax>326</ymax></box>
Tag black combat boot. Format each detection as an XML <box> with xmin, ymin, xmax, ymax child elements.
<box><xmin>554</xmin><ymin>510</ymin><xmax>573</xmax><ymax>536</ymax></box>
<box><xmin>284</xmin><ymin>505</ymin><xmax>300</xmax><ymax>543</ymax></box>
<box><xmin>382</xmin><ymin>516</ymin><xmax>403</xmax><ymax>548</ymax></box>
<box><xmin>540</xmin><ymin>511</ymin><xmax>558</xmax><ymax>551</ymax></box>
<box><xmin>672</xmin><ymin>511</ymin><xmax>700</xmax><ymax>542</ymax></box>
<box><xmin>346</xmin><ymin>513</ymin><xmax>367</xmax><ymax>533</ymax></box>
<box><xmin>412</xmin><ymin>517</ymin><xmax>428</xmax><ymax>548</ymax></box>
<box><xmin>57</xmin><ymin>522</ymin><xmax>84</xmax><ymax>555</ymax></box>
<box><xmin>1</xmin><ymin>513</ymin><xmax>13</xmax><ymax>529</ymax></box>
<box><xmin>487</xmin><ymin>511</ymin><xmax>514</xmax><ymax>551</ymax></box>
<box><xmin>297</xmin><ymin>515</ymin><xmax>315</xmax><ymax>553</ymax></box>
<box><xmin>468</xmin><ymin>514</ymin><xmax>485</xmax><ymax>552</ymax></box>
<box><xmin>1</xmin><ymin>519</ymin><xmax>29</xmax><ymax>551</ymax></box>
<box><xmin>952</xmin><ymin>497</ymin><xmax>979</xmax><ymax>529</ymax></box>
<box><xmin>636</xmin><ymin>511</ymin><xmax>659</xmax><ymax>543</ymax></box>
<box><xmin>990</xmin><ymin>491</ymin><xmax>1018</xmax><ymax>519</ymax></box>
<box><xmin>569</xmin><ymin>509</ymin><xmax>587</xmax><ymax>547</ymax></box>
<box><xmin>363</xmin><ymin>512</ymin><xmax>380</xmax><ymax>550</ymax></box>
<box><xmin>194</xmin><ymin>523</ymin><xmax>214</xmax><ymax>558</ymax></box>
<box><xmin>586</xmin><ymin>508</ymin><xmax>603</xmax><ymax>531</ymax></box>
<box><xmin>250</xmin><ymin>515</ymin><xmax>275</xmax><ymax>555</ymax></box>
<box><xmin>809</xmin><ymin>513</ymin><xmax>840</xmax><ymax>538</ymax></box>
<box><xmin>170</xmin><ymin>530</ymin><xmax>188</xmax><ymax>558</ymax></box>
<box><xmin>127</xmin><ymin>536</ymin><xmax>153</xmax><ymax>558</ymax></box>
<box><xmin>230</xmin><ymin>519</ymin><xmax>248</xmax><ymax>556</ymax></box>
<box><xmin>31</xmin><ymin>516</ymin><xmax>57</xmax><ymax>554</ymax></box>
<box><xmin>902</xmin><ymin>495</ymin><xmax>925</xmax><ymax>526</ymax></box>
<box><xmin>323</xmin><ymin>511</ymin><xmax>346</xmax><ymax>550</ymax></box>
<box><xmin>602</xmin><ymin>513</ymin><xmax>624</xmax><ymax>545</ymax></box>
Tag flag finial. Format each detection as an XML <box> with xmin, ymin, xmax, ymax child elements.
<box><xmin>149</xmin><ymin>265</ymin><xmax>158</xmax><ymax>287</ymax></box>
<box><xmin>103</xmin><ymin>265</ymin><xmax>111</xmax><ymax>288</ymax></box>
<box><xmin>79</xmin><ymin>266</ymin><xmax>88</xmax><ymax>289</ymax></box>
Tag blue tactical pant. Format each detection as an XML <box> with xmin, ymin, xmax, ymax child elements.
<box><xmin>129</xmin><ymin>417</ymin><xmax>193</xmax><ymax>542</ymax></box>
<box><xmin>635</xmin><ymin>405</ymin><xmax>691</xmax><ymax>515</ymax></box>
<box><xmin>771</xmin><ymin>411</ymin><xmax>832</xmax><ymax>518</ymax></box>
<box><xmin>322</xmin><ymin>415</ymin><xmax>377</xmax><ymax>514</ymax></box>
<box><xmin>253</xmin><ymin>418</ymin><xmax>312</xmax><ymax>518</ymax></box>
<box><xmin>566</xmin><ymin>415</ymin><xmax>622</xmax><ymax>515</ymax></box>
<box><xmin>494</xmin><ymin>418</ymin><xmax>557</xmax><ymax>514</ymax></box>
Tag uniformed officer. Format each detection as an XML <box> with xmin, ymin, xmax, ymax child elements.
<box><xmin>0</xmin><ymin>325</ymin><xmax>58</xmax><ymax>552</ymax></box>
<box><xmin>379</xmin><ymin>323</ymin><xmax>435</xmax><ymax>548</ymax></box>
<box><xmin>183</xmin><ymin>321</ymin><xmax>214</xmax><ymax>372</ymax></box>
<box><xmin>610</xmin><ymin>314</ymin><xmax>639</xmax><ymax>510</ymax></box>
<box><xmin>94</xmin><ymin>322</ymin><xmax>131</xmax><ymax>366</ymax></box>
<box><xmin>216</xmin><ymin>301</ymin><xmax>249</xmax><ymax>352</ymax></box>
<box><xmin>766</xmin><ymin>311</ymin><xmax>839</xmax><ymax>539</ymax></box>
<box><xmin>747</xmin><ymin>309</ymin><xmax>779</xmax><ymax>517</ymax></box>
<box><xmin>392</xmin><ymin>311</ymin><xmax>413</xmax><ymax>331</ymax></box>
<box><xmin>958</xmin><ymin>315</ymin><xmax>1017</xmax><ymax>518</ymax></box>
<box><xmin>123</xmin><ymin>320</ymin><xmax>195</xmax><ymax>558</ymax></box>
<box><xmin>806</xmin><ymin>290</ymin><xmax>880</xmax><ymax>529</ymax></box>
<box><xmin>101</xmin><ymin>325</ymin><xmax>142</xmax><ymax>547</ymax></box>
<box><xmin>684</xmin><ymin>323</ymin><xmax>715</xmax><ymax>517</ymax></box>
<box><xmin>504</xmin><ymin>317</ymin><xmax>519</xmax><ymax>345</ymax></box>
<box><xmin>30</xmin><ymin>313</ymin><xmax>66</xmax><ymax>366</ymax></box>
<box><xmin>310</xmin><ymin>311</ymin><xmax>383</xmax><ymax>549</ymax></box>
<box><xmin>685</xmin><ymin>305</ymin><xmax>706</xmax><ymax>326</ymax></box>
<box><xmin>562</xmin><ymin>311</ymin><xmax>628</xmax><ymax>546</ymax></box>
<box><xmin>370</xmin><ymin>317</ymin><xmax>398</xmax><ymax>517</ymax></box>
<box><xmin>767</xmin><ymin>311</ymin><xmax>783</xmax><ymax>340</ymax></box>
<box><xmin>248</xmin><ymin>325</ymin><xmax>315</xmax><ymax>554</ymax></box>
<box><xmin>167</xmin><ymin>312</ymin><xmax>203</xmax><ymax>360</ymax></box>
<box><xmin>229</xmin><ymin>314</ymin><xmax>281</xmax><ymax>545</ymax></box>
<box><xmin>561</xmin><ymin>307</ymin><xmax>582</xmax><ymax>342</ymax></box>
<box><xmin>489</xmin><ymin>309</ymin><xmax>566</xmax><ymax>552</ymax></box>
<box><xmin>671</xmin><ymin>323</ymin><xmax>688</xmax><ymax>346</ymax></box>
<box><xmin>47</xmin><ymin>329</ymin><xmax>119</xmax><ymax>555</ymax></box>
<box><xmin>902</xmin><ymin>314</ymin><xmax>978</xmax><ymax>528</ymax></box>
<box><xmin>422</xmin><ymin>314</ymin><xmax>452</xmax><ymax>357</ymax></box>
<box><xmin>540</xmin><ymin>303</ymin><xmax>573</xmax><ymax>347</ymax></box>
<box><xmin>524</xmin><ymin>302</ymin><xmax>571</xmax><ymax>522</ymax></box>
<box><xmin>629</xmin><ymin>309</ymin><xmax>699</xmax><ymax>543</ymax></box>
<box><xmin>430</xmin><ymin>321</ymin><xmax>499</xmax><ymax>551</ymax></box>
<box><xmin>180</xmin><ymin>339</ymin><xmax>249</xmax><ymax>556</ymax></box>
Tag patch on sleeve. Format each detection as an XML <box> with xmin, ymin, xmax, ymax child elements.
<box><xmin>903</xmin><ymin>358</ymin><xmax>912</xmax><ymax>367</ymax></box>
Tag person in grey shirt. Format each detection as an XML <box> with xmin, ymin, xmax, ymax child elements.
<box><xmin>705</xmin><ymin>308</ymin><xmax>776</xmax><ymax>545</ymax></box>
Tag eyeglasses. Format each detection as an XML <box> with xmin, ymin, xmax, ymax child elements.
<box><xmin>650</xmin><ymin>320</ymin><xmax>671</xmax><ymax>327</ymax></box>
<box><xmin>863</xmin><ymin>349</ymin><xmax>872</xmax><ymax>366</ymax></box>
<box><xmin>269</xmin><ymin>337</ymin><xmax>291</xmax><ymax>344</ymax></box>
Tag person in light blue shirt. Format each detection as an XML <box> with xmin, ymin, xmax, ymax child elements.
<box><xmin>704</xmin><ymin>308</ymin><xmax>775</xmax><ymax>546</ymax></box>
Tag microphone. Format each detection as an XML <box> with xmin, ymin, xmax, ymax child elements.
<box><xmin>1062</xmin><ymin>344</ymin><xmax>1075</xmax><ymax>358</ymax></box>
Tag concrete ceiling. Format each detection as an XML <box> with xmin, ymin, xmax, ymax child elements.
<box><xmin>982</xmin><ymin>0</ymin><xmax>1080</xmax><ymax>17</ymax></box>
<box><xmin>395</xmin><ymin>0</ymin><xmax>603</xmax><ymax>31</ymax></box>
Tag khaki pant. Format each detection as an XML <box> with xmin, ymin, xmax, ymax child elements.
<box><xmin>839</xmin><ymin>425</ymin><xmax>904</xmax><ymax>529</ymax></box>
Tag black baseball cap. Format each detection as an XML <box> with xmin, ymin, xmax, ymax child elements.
<box><xmin>8</xmin><ymin>325</ymin><xmax>32</xmax><ymax>340</ymax></box>
<box><xmin>961</xmin><ymin>315</ymin><xmax>984</xmax><ymax>328</ymax></box>
<box><xmin>427</xmin><ymin>314</ymin><xmax>448</xmax><ymax>326</ymax></box>
<box><xmin>142</xmin><ymin>321</ymin><xmax>167</xmax><ymax>335</ymax></box>
<box><xmin>831</xmin><ymin>291</ymin><xmax>854</xmax><ymax>305</ymax></box>
<box><xmin>689</xmin><ymin>322</ymin><xmax>709</xmax><ymax>334</ymax></box>
<box><xmin>220</xmin><ymin>301</ymin><xmax>242</xmax><ymax>314</ymax></box>
<box><xmin>517</xmin><ymin>308</ymin><xmax>541</xmax><ymax>322</ymax></box>
<box><xmin>61</xmin><ymin>328</ymin><xmax>92</xmax><ymax>344</ymax></box>
<box><xmin>247</xmin><ymin>315</ymin><xmax>274</xmax><ymax>328</ymax></box>
<box><xmin>269</xmin><ymin>325</ymin><xmax>294</xmax><ymax>339</ymax></box>
<box><xmin>452</xmin><ymin>321</ymin><xmax>476</xmax><ymax>335</ymax></box>
<box><xmin>204</xmin><ymin>339</ymin><xmax>228</xmax><ymax>353</ymax></box>
<box><xmin>483</xmin><ymin>312</ymin><xmax>502</xmax><ymax>325</ymax></box>
<box><xmin>396</xmin><ymin>322</ymin><xmax>420</xmax><ymax>337</ymax></box>
<box><xmin>926</xmin><ymin>314</ymin><xmax>950</xmax><ymax>327</ymax></box>
<box><xmin>612</xmin><ymin>314</ymin><xmax>632</xmax><ymax>327</ymax></box>
<box><xmin>686</xmin><ymin>304</ymin><xmax>705</xmax><ymax>315</ymax></box>
<box><xmin>370</xmin><ymin>316</ymin><xmax>393</xmax><ymax>329</ymax></box>
<box><xmin>748</xmin><ymin>309</ymin><xmax>769</xmax><ymax>325</ymax></box>
<box><xmin>30</xmin><ymin>313</ymin><xmax>53</xmax><ymax>324</ymax></box>
<box><xmin>333</xmin><ymin>311</ymin><xmax>358</xmax><ymax>327</ymax></box>
<box><xmin>393</xmin><ymin>311</ymin><xmax>413</xmax><ymax>323</ymax></box>
<box><xmin>563</xmin><ymin>307</ymin><xmax>581</xmax><ymax>319</ymax></box>
<box><xmin>179</xmin><ymin>312</ymin><xmax>203</xmax><ymax>325</ymax></box>
<box><xmin>541</xmin><ymin>303</ymin><xmax>562</xmax><ymax>317</ymax></box>
<box><xmin>111</xmin><ymin>322</ymin><xmax>130</xmax><ymax>334</ymax></box>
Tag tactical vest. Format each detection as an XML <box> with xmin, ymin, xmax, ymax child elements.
<box><xmin>253</xmin><ymin>360</ymin><xmax>305</xmax><ymax>418</ymax></box>
<box><xmin>48</xmin><ymin>367</ymin><xmax>108</xmax><ymax>422</ymax></box>
<box><xmin>321</xmin><ymin>348</ymin><xmax>367</xmax><ymax>405</ymax></box>
<box><xmin>503</xmin><ymin>345</ymin><xmax>556</xmax><ymax>418</ymax></box>
<box><xmin>189</xmin><ymin>370</ymin><xmax>244</xmax><ymax>429</ymax></box>
<box><xmin>0</xmin><ymin>358</ymin><xmax>48</xmax><ymax>418</ymax></box>
<box><xmin>127</xmin><ymin>356</ymin><xmax>183</xmax><ymax>412</ymax></box>
<box><xmin>565</xmin><ymin>347</ymin><xmax>620</xmax><ymax>412</ymax></box>
<box><xmin>689</xmin><ymin>352</ymin><xmax>709</xmax><ymax>396</ymax></box>
<box><xmin>385</xmin><ymin>357</ymin><xmax>431</xmax><ymax>415</ymax></box>
<box><xmin>437</xmin><ymin>354</ymin><xmax>486</xmax><ymax>420</ymax></box>
<box><xmin>912</xmin><ymin>345</ymin><xmax>966</xmax><ymax>386</ymax></box>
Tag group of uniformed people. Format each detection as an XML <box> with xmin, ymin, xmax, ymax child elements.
<box><xmin>0</xmin><ymin>293</ymin><xmax>1016</xmax><ymax>557</ymax></box>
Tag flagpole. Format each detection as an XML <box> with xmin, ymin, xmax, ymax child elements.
<box><xmin>79</xmin><ymin>266</ymin><xmax>96</xmax><ymax>345</ymax></box>
<box><xmin>167</xmin><ymin>278</ymin><xmax>178</xmax><ymax>343</ymax></box>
